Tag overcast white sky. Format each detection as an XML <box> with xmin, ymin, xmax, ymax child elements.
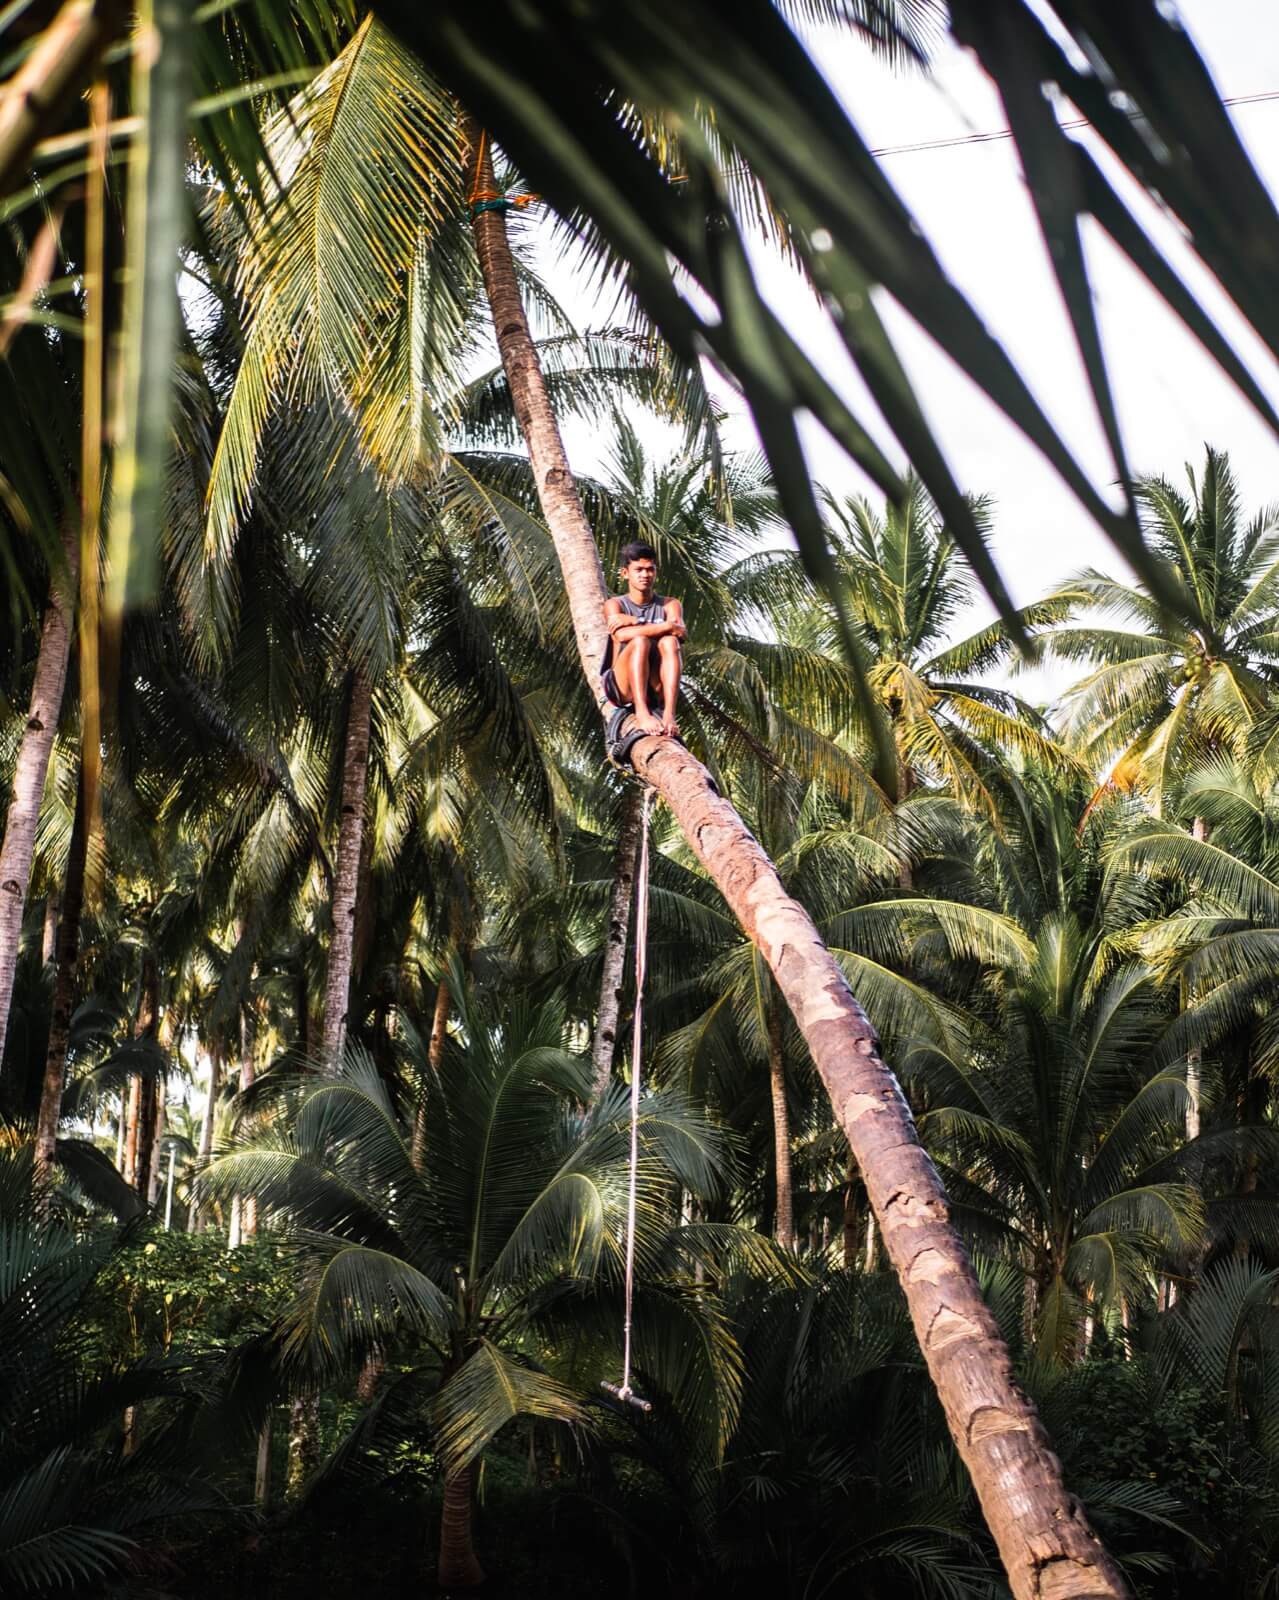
<box><xmin>546</xmin><ymin>0</ymin><xmax>1279</xmax><ymax>702</ymax></box>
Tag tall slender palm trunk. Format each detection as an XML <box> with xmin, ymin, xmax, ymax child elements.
<box><xmin>287</xmin><ymin>672</ymin><xmax>374</xmax><ymax>1490</ymax></box>
<box><xmin>193</xmin><ymin>1045</ymin><xmax>221</xmax><ymax>1229</ymax></box>
<box><xmin>766</xmin><ymin>992</ymin><xmax>795</xmax><ymax>1250</ymax></box>
<box><xmin>463</xmin><ymin>118</ymin><xmax>1127</xmax><ymax>1600</ymax></box>
<box><xmin>412</xmin><ymin>973</ymin><xmax>450</xmax><ymax>1171</ymax></box>
<box><xmin>591</xmin><ymin>784</ymin><xmax>645</xmax><ymax>1099</ymax></box>
<box><xmin>319</xmin><ymin>667</ymin><xmax>372</xmax><ymax>1073</ymax></box>
<box><xmin>240</xmin><ymin>1018</ymin><xmax>256</xmax><ymax>1237</ymax></box>
<box><xmin>34</xmin><ymin>771</ymin><xmax>87</xmax><ymax>1178</ymax></box>
<box><xmin>255</xmin><ymin>1408</ymin><xmax>274</xmax><ymax>1509</ymax></box>
<box><xmin>437</xmin><ymin>1465</ymin><xmax>484</xmax><ymax>1589</ymax></box>
<box><xmin>41</xmin><ymin>892</ymin><xmax>60</xmax><ymax>963</ymax></box>
<box><xmin>1185</xmin><ymin>815</ymin><xmax>1209</xmax><ymax>1142</ymax></box>
<box><xmin>0</xmin><ymin>539</ymin><xmax>77</xmax><ymax>1068</ymax></box>
<box><xmin>131</xmin><ymin>954</ymin><xmax>159</xmax><ymax>1196</ymax></box>
<box><xmin>123</xmin><ymin>1073</ymin><xmax>142</xmax><ymax>1184</ymax></box>
<box><xmin>146</xmin><ymin>1075</ymin><xmax>166</xmax><ymax>1207</ymax></box>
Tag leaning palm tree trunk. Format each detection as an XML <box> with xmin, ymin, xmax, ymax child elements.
<box><xmin>0</xmin><ymin>541</ymin><xmax>76</xmax><ymax>1068</ymax></box>
<box><xmin>591</xmin><ymin>784</ymin><xmax>646</xmax><ymax>1099</ymax></box>
<box><xmin>462</xmin><ymin>118</ymin><xmax>1127</xmax><ymax>1600</ymax></box>
<box><xmin>319</xmin><ymin>667</ymin><xmax>373</xmax><ymax>1072</ymax></box>
<box><xmin>34</xmin><ymin>770</ymin><xmax>87</xmax><ymax>1178</ymax></box>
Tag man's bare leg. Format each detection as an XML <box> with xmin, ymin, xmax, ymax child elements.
<box><xmin>657</xmin><ymin>634</ymin><xmax>682</xmax><ymax>738</ymax></box>
<box><xmin>619</xmin><ymin>637</ymin><xmax>663</xmax><ymax>735</ymax></box>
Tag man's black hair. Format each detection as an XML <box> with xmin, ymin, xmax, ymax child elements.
<box><xmin>619</xmin><ymin>540</ymin><xmax>658</xmax><ymax>566</ymax></box>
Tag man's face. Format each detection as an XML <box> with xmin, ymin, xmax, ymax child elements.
<box><xmin>625</xmin><ymin>558</ymin><xmax>657</xmax><ymax>592</ymax></box>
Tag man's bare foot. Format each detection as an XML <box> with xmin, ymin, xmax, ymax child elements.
<box><xmin>635</xmin><ymin>710</ymin><xmax>663</xmax><ymax>736</ymax></box>
<box><xmin>660</xmin><ymin>710</ymin><xmax>679</xmax><ymax>738</ymax></box>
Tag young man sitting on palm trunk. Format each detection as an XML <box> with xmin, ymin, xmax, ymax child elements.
<box><xmin>600</xmin><ymin>541</ymin><xmax>685</xmax><ymax>738</ymax></box>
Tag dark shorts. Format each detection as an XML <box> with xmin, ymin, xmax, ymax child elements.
<box><xmin>601</xmin><ymin>666</ymin><xmax>628</xmax><ymax>709</ymax></box>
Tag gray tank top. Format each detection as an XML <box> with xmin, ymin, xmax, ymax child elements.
<box><xmin>600</xmin><ymin>595</ymin><xmax>667</xmax><ymax>675</ymax></box>
<box><xmin>615</xmin><ymin>595</ymin><xmax>666</xmax><ymax>626</ymax></box>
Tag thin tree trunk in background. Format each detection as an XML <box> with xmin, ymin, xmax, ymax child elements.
<box><xmin>194</xmin><ymin>1045</ymin><xmax>221</xmax><ymax>1228</ymax></box>
<box><xmin>591</xmin><ymin>785</ymin><xmax>645</xmax><ymax>1100</ymax></box>
<box><xmin>34</xmin><ymin>772</ymin><xmax>87</xmax><ymax>1178</ymax></box>
<box><xmin>355</xmin><ymin>1348</ymin><xmax>384</xmax><ymax>1403</ymax></box>
<box><xmin>463</xmin><ymin>120</ymin><xmax>1128</xmax><ymax>1600</ymax></box>
<box><xmin>131</xmin><ymin>954</ymin><xmax>159</xmax><ymax>1196</ymax></box>
<box><xmin>146</xmin><ymin>1076</ymin><xmax>165</xmax><ymax>1207</ymax></box>
<box><xmin>122</xmin><ymin>1072</ymin><xmax>141</xmax><ymax>1184</ymax></box>
<box><xmin>0</xmin><ymin>536</ymin><xmax>77</xmax><ymax>1068</ymax></box>
<box><xmin>198</xmin><ymin>1048</ymin><xmax>220</xmax><ymax>1164</ymax></box>
<box><xmin>842</xmin><ymin>1155</ymin><xmax>861</xmax><ymax>1270</ymax></box>
<box><xmin>1185</xmin><ymin>816</ymin><xmax>1209</xmax><ymax>1142</ymax></box>
<box><xmin>319</xmin><ymin>668</ymin><xmax>372</xmax><ymax>1073</ymax></box>
<box><xmin>437</xmin><ymin>1465</ymin><xmax>484</xmax><ymax>1589</ymax></box>
<box><xmin>412</xmin><ymin>974</ymin><xmax>449</xmax><ymax>1171</ymax></box>
<box><xmin>255</xmin><ymin>1411</ymin><xmax>273</xmax><ymax>1509</ymax></box>
<box><xmin>163</xmin><ymin>1144</ymin><xmax>175</xmax><ymax>1230</ymax></box>
<box><xmin>41</xmin><ymin>893</ymin><xmax>59</xmax><ymax>964</ymax></box>
<box><xmin>240</xmin><ymin>1020</ymin><xmax>257</xmax><ymax>1236</ymax></box>
<box><xmin>286</xmin><ymin>1394</ymin><xmax>320</xmax><ymax>1499</ymax></box>
<box><xmin>766</xmin><ymin>992</ymin><xmax>795</xmax><ymax>1251</ymax></box>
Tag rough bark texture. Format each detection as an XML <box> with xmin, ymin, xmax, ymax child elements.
<box><xmin>34</xmin><ymin>773</ymin><xmax>87</xmax><ymax>1177</ymax></box>
<box><xmin>286</xmin><ymin>1394</ymin><xmax>320</xmax><ymax>1499</ymax></box>
<box><xmin>463</xmin><ymin>121</ymin><xmax>609</xmax><ymax>687</ymax></box>
<box><xmin>122</xmin><ymin>1073</ymin><xmax>141</xmax><ymax>1185</ymax></box>
<box><xmin>41</xmin><ymin>893</ymin><xmax>59</xmax><ymax>964</ymax></box>
<box><xmin>355</xmin><ymin>1348</ymin><xmax>384</xmax><ymax>1404</ymax></box>
<box><xmin>0</xmin><ymin>542</ymin><xmax>76</xmax><ymax>1067</ymax></box>
<box><xmin>591</xmin><ymin>785</ymin><xmax>645</xmax><ymax>1100</ymax></box>
<box><xmin>766</xmin><ymin>994</ymin><xmax>795</xmax><ymax>1251</ymax></box>
<box><xmin>319</xmin><ymin>668</ymin><xmax>372</xmax><ymax>1073</ymax></box>
<box><xmin>437</xmin><ymin>1465</ymin><xmax>484</xmax><ymax>1589</ymax></box>
<box><xmin>255</xmin><ymin>1411</ymin><xmax>273</xmax><ymax>1510</ymax></box>
<box><xmin>464</xmin><ymin>120</ymin><xmax>1128</xmax><ymax>1600</ymax></box>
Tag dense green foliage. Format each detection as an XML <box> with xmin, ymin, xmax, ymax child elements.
<box><xmin>4</xmin><ymin>1</ymin><xmax>1279</xmax><ymax>1594</ymax></box>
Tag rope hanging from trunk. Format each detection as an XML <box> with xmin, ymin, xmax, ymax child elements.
<box><xmin>601</xmin><ymin>782</ymin><xmax>654</xmax><ymax>1414</ymax></box>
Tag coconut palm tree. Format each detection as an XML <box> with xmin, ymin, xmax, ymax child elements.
<box><xmin>800</xmin><ymin>478</ymin><xmax>1076</xmax><ymax>817</ymax></box>
<box><xmin>1108</xmin><ymin>757</ymin><xmax>1279</xmax><ymax>1265</ymax></box>
<box><xmin>0</xmin><ymin>1145</ymin><xmax>212</xmax><ymax>1592</ymax></box>
<box><xmin>1044</xmin><ymin>449</ymin><xmax>1279</xmax><ymax>813</ymax></box>
<box><xmin>898</xmin><ymin>769</ymin><xmax>1206</xmax><ymax>1357</ymax></box>
<box><xmin>17</xmin><ymin>2</ymin><xmax>1252</xmax><ymax>1584</ymax></box>
<box><xmin>458</xmin><ymin>136</ymin><xmax>1132</xmax><ymax>1590</ymax></box>
<box><xmin>203</xmin><ymin>985</ymin><xmax>736</xmax><ymax>1588</ymax></box>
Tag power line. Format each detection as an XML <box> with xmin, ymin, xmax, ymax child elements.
<box><xmin>867</xmin><ymin>87</ymin><xmax>1279</xmax><ymax>159</ymax></box>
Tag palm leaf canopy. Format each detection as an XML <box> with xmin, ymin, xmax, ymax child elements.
<box><xmin>8</xmin><ymin>1</ymin><xmax>1279</xmax><ymax>675</ymax></box>
<box><xmin>1046</xmin><ymin>452</ymin><xmax>1279</xmax><ymax>805</ymax></box>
